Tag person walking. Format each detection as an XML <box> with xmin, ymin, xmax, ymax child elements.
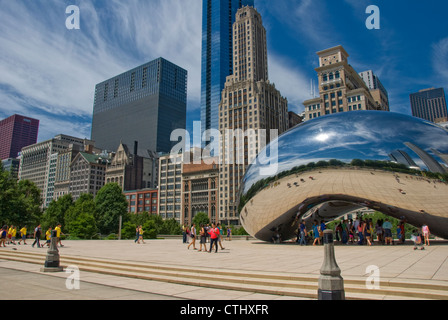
<box><xmin>357</xmin><ymin>221</ymin><xmax>364</xmax><ymax>245</ymax></box>
<box><xmin>364</xmin><ymin>220</ymin><xmax>373</xmax><ymax>246</ymax></box>
<box><xmin>422</xmin><ymin>224</ymin><xmax>430</xmax><ymax>246</ymax></box>
<box><xmin>32</xmin><ymin>224</ymin><xmax>42</xmax><ymax>248</ymax></box>
<box><xmin>298</xmin><ymin>221</ymin><xmax>307</xmax><ymax>246</ymax></box>
<box><xmin>198</xmin><ymin>224</ymin><xmax>207</xmax><ymax>252</ymax></box>
<box><xmin>383</xmin><ymin>219</ymin><xmax>393</xmax><ymax>245</ymax></box>
<box><xmin>187</xmin><ymin>224</ymin><xmax>197</xmax><ymax>250</ymax></box>
<box><xmin>208</xmin><ymin>224</ymin><xmax>220</xmax><ymax>253</ymax></box>
<box><xmin>18</xmin><ymin>225</ymin><xmax>27</xmax><ymax>245</ymax></box>
<box><xmin>44</xmin><ymin>227</ymin><xmax>52</xmax><ymax>248</ymax></box>
<box><xmin>312</xmin><ymin>220</ymin><xmax>321</xmax><ymax>246</ymax></box>
<box><xmin>182</xmin><ymin>224</ymin><xmax>187</xmax><ymax>244</ymax></box>
<box><xmin>217</xmin><ymin>223</ymin><xmax>225</xmax><ymax>250</ymax></box>
<box><xmin>226</xmin><ymin>227</ymin><xmax>232</xmax><ymax>241</ymax></box>
<box><xmin>134</xmin><ymin>226</ymin><xmax>140</xmax><ymax>243</ymax></box>
<box><xmin>10</xmin><ymin>226</ymin><xmax>17</xmax><ymax>245</ymax></box>
<box><xmin>0</xmin><ymin>225</ymin><xmax>7</xmax><ymax>247</ymax></box>
<box><xmin>138</xmin><ymin>225</ymin><xmax>145</xmax><ymax>244</ymax></box>
<box><xmin>55</xmin><ymin>223</ymin><xmax>64</xmax><ymax>247</ymax></box>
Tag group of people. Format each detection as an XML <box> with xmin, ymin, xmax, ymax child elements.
<box><xmin>296</xmin><ymin>217</ymin><xmax>431</xmax><ymax>247</ymax></box>
<box><xmin>184</xmin><ymin>223</ymin><xmax>226</xmax><ymax>253</ymax></box>
<box><xmin>0</xmin><ymin>223</ymin><xmax>64</xmax><ymax>248</ymax></box>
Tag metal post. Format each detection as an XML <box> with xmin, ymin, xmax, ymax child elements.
<box><xmin>318</xmin><ymin>229</ymin><xmax>345</xmax><ymax>300</ymax></box>
<box><xmin>41</xmin><ymin>230</ymin><xmax>64</xmax><ymax>272</ymax></box>
<box><xmin>118</xmin><ymin>215</ymin><xmax>122</xmax><ymax>240</ymax></box>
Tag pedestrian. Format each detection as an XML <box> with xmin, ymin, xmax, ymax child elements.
<box><xmin>422</xmin><ymin>224</ymin><xmax>430</xmax><ymax>246</ymax></box>
<box><xmin>375</xmin><ymin>220</ymin><xmax>383</xmax><ymax>244</ymax></box>
<box><xmin>187</xmin><ymin>224</ymin><xmax>197</xmax><ymax>250</ymax></box>
<box><xmin>198</xmin><ymin>224</ymin><xmax>207</xmax><ymax>252</ymax></box>
<box><xmin>138</xmin><ymin>225</ymin><xmax>145</xmax><ymax>244</ymax></box>
<box><xmin>0</xmin><ymin>225</ymin><xmax>7</xmax><ymax>247</ymax></box>
<box><xmin>226</xmin><ymin>227</ymin><xmax>232</xmax><ymax>241</ymax></box>
<box><xmin>298</xmin><ymin>221</ymin><xmax>307</xmax><ymax>246</ymax></box>
<box><xmin>357</xmin><ymin>221</ymin><xmax>364</xmax><ymax>245</ymax></box>
<box><xmin>18</xmin><ymin>225</ymin><xmax>27</xmax><ymax>245</ymax></box>
<box><xmin>217</xmin><ymin>223</ymin><xmax>225</xmax><ymax>250</ymax></box>
<box><xmin>44</xmin><ymin>227</ymin><xmax>52</xmax><ymax>247</ymax></box>
<box><xmin>364</xmin><ymin>220</ymin><xmax>373</xmax><ymax>246</ymax></box>
<box><xmin>208</xmin><ymin>223</ymin><xmax>220</xmax><ymax>253</ymax></box>
<box><xmin>182</xmin><ymin>224</ymin><xmax>187</xmax><ymax>244</ymax></box>
<box><xmin>341</xmin><ymin>220</ymin><xmax>348</xmax><ymax>244</ymax></box>
<box><xmin>134</xmin><ymin>225</ymin><xmax>139</xmax><ymax>243</ymax></box>
<box><xmin>411</xmin><ymin>229</ymin><xmax>425</xmax><ymax>250</ymax></box>
<box><xmin>399</xmin><ymin>221</ymin><xmax>406</xmax><ymax>244</ymax></box>
<box><xmin>10</xmin><ymin>226</ymin><xmax>17</xmax><ymax>245</ymax></box>
<box><xmin>312</xmin><ymin>220</ymin><xmax>321</xmax><ymax>246</ymax></box>
<box><xmin>348</xmin><ymin>220</ymin><xmax>355</xmax><ymax>244</ymax></box>
<box><xmin>32</xmin><ymin>224</ymin><xmax>42</xmax><ymax>248</ymax></box>
<box><xmin>7</xmin><ymin>225</ymin><xmax>13</xmax><ymax>244</ymax></box>
<box><xmin>382</xmin><ymin>219</ymin><xmax>393</xmax><ymax>245</ymax></box>
<box><xmin>55</xmin><ymin>223</ymin><xmax>64</xmax><ymax>247</ymax></box>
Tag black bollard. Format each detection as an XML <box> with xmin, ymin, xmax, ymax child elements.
<box><xmin>41</xmin><ymin>230</ymin><xmax>63</xmax><ymax>272</ymax></box>
<box><xmin>318</xmin><ymin>229</ymin><xmax>345</xmax><ymax>300</ymax></box>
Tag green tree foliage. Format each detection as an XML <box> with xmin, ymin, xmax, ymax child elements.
<box><xmin>192</xmin><ymin>212</ymin><xmax>210</xmax><ymax>227</ymax></box>
<box><xmin>65</xmin><ymin>193</ymin><xmax>97</xmax><ymax>238</ymax></box>
<box><xmin>94</xmin><ymin>183</ymin><xmax>128</xmax><ymax>235</ymax></box>
<box><xmin>0</xmin><ymin>163</ymin><xmax>42</xmax><ymax>227</ymax></box>
<box><xmin>42</xmin><ymin>194</ymin><xmax>74</xmax><ymax>230</ymax></box>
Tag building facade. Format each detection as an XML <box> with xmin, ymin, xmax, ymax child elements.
<box><xmin>124</xmin><ymin>188</ymin><xmax>158</xmax><ymax>214</ymax></box>
<box><xmin>218</xmin><ymin>6</ymin><xmax>288</xmax><ymax>225</ymax></box>
<box><xmin>105</xmin><ymin>142</ymin><xmax>158</xmax><ymax>192</ymax></box>
<box><xmin>182</xmin><ymin>157</ymin><xmax>219</xmax><ymax>225</ymax></box>
<box><xmin>91</xmin><ymin>58</ymin><xmax>187</xmax><ymax>154</ymax></box>
<box><xmin>69</xmin><ymin>152</ymin><xmax>110</xmax><ymax>201</ymax></box>
<box><xmin>303</xmin><ymin>46</ymin><xmax>379</xmax><ymax>121</ymax></box>
<box><xmin>18</xmin><ymin>134</ymin><xmax>94</xmax><ymax>207</ymax></box>
<box><xmin>201</xmin><ymin>0</ymin><xmax>255</xmax><ymax>142</ymax></box>
<box><xmin>410</xmin><ymin>88</ymin><xmax>448</xmax><ymax>123</ymax></box>
<box><xmin>359</xmin><ymin>70</ymin><xmax>390</xmax><ymax>111</ymax></box>
<box><xmin>158</xmin><ymin>153</ymin><xmax>184</xmax><ymax>223</ymax></box>
<box><xmin>0</xmin><ymin>114</ymin><xmax>39</xmax><ymax>160</ymax></box>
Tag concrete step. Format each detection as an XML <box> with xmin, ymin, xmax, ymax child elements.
<box><xmin>1</xmin><ymin>250</ymin><xmax>446</xmax><ymax>300</ymax></box>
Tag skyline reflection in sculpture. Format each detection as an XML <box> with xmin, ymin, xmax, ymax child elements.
<box><xmin>238</xmin><ymin>111</ymin><xmax>448</xmax><ymax>242</ymax></box>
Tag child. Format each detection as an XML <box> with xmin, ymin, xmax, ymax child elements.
<box><xmin>411</xmin><ymin>229</ymin><xmax>424</xmax><ymax>250</ymax></box>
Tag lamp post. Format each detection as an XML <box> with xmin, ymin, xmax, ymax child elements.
<box><xmin>318</xmin><ymin>229</ymin><xmax>345</xmax><ymax>300</ymax></box>
<box><xmin>41</xmin><ymin>230</ymin><xmax>63</xmax><ymax>272</ymax></box>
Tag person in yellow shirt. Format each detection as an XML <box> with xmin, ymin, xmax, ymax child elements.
<box><xmin>10</xmin><ymin>226</ymin><xmax>17</xmax><ymax>245</ymax></box>
<box><xmin>44</xmin><ymin>227</ymin><xmax>52</xmax><ymax>248</ymax></box>
<box><xmin>18</xmin><ymin>226</ymin><xmax>27</xmax><ymax>245</ymax></box>
<box><xmin>55</xmin><ymin>223</ymin><xmax>64</xmax><ymax>247</ymax></box>
<box><xmin>7</xmin><ymin>225</ymin><xmax>13</xmax><ymax>244</ymax></box>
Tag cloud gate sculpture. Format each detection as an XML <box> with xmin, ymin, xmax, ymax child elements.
<box><xmin>238</xmin><ymin>111</ymin><xmax>448</xmax><ymax>242</ymax></box>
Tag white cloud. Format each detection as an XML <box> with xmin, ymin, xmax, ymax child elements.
<box><xmin>0</xmin><ymin>0</ymin><xmax>202</xmax><ymax>142</ymax></box>
<box><xmin>268</xmin><ymin>55</ymin><xmax>313</xmax><ymax>113</ymax></box>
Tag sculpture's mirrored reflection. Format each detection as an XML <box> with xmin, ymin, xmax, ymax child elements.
<box><xmin>238</xmin><ymin>111</ymin><xmax>448</xmax><ymax>242</ymax></box>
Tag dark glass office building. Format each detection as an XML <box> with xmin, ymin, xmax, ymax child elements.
<box><xmin>200</xmin><ymin>0</ymin><xmax>255</xmax><ymax>137</ymax></box>
<box><xmin>0</xmin><ymin>114</ymin><xmax>39</xmax><ymax>160</ymax></box>
<box><xmin>410</xmin><ymin>87</ymin><xmax>447</xmax><ymax>123</ymax></box>
<box><xmin>91</xmin><ymin>58</ymin><xmax>187</xmax><ymax>154</ymax></box>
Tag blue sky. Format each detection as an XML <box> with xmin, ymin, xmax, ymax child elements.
<box><xmin>1</xmin><ymin>0</ymin><xmax>447</xmax><ymax>143</ymax></box>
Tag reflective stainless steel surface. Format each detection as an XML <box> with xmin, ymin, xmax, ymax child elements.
<box><xmin>238</xmin><ymin>111</ymin><xmax>448</xmax><ymax>241</ymax></box>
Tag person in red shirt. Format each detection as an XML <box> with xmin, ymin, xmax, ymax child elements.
<box><xmin>208</xmin><ymin>223</ymin><xmax>220</xmax><ymax>253</ymax></box>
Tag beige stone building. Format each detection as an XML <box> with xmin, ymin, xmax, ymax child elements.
<box><xmin>303</xmin><ymin>46</ymin><xmax>380</xmax><ymax>121</ymax></box>
<box><xmin>218</xmin><ymin>6</ymin><xmax>288</xmax><ymax>225</ymax></box>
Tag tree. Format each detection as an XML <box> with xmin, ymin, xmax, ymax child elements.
<box><xmin>68</xmin><ymin>212</ymin><xmax>98</xmax><ymax>239</ymax></box>
<box><xmin>65</xmin><ymin>193</ymin><xmax>96</xmax><ymax>237</ymax></box>
<box><xmin>192</xmin><ymin>212</ymin><xmax>210</xmax><ymax>227</ymax></box>
<box><xmin>94</xmin><ymin>183</ymin><xmax>128</xmax><ymax>235</ymax></box>
<box><xmin>42</xmin><ymin>194</ymin><xmax>74</xmax><ymax>230</ymax></box>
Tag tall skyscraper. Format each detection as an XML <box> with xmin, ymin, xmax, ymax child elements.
<box><xmin>410</xmin><ymin>88</ymin><xmax>448</xmax><ymax>123</ymax></box>
<box><xmin>218</xmin><ymin>6</ymin><xmax>288</xmax><ymax>225</ymax></box>
<box><xmin>201</xmin><ymin>0</ymin><xmax>255</xmax><ymax>141</ymax></box>
<box><xmin>0</xmin><ymin>114</ymin><xmax>39</xmax><ymax>160</ymax></box>
<box><xmin>359</xmin><ymin>70</ymin><xmax>390</xmax><ymax>111</ymax></box>
<box><xmin>91</xmin><ymin>58</ymin><xmax>187</xmax><ymax>154</ymax></box>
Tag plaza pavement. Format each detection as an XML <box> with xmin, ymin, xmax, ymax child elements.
<box><xmin>1</xmin><ymin>238</ymin><xmax>448</xmax><ymax>300</ymax></box>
